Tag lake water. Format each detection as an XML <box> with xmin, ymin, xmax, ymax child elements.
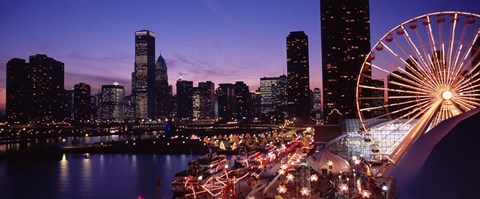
<box><xmin>0</xmin><ymin>153</ymin><xmax>202</xmax><ymax>199</ymax></box>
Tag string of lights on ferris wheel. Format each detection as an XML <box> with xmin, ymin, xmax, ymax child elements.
<box><xmin>355</xmin><ymin>11</ymin><xmax>480</xmax><ymax>160</ymax></box>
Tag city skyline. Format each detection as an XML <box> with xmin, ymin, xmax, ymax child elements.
<box><xmin>1</xmin><ymin>0</ymin><xmax>479</xmax><ymax>113</ymax></box>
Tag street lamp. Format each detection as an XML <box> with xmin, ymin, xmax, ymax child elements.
<box><xmin>382</xmin><ymin>185</ymin><xmax>388</xmax><ymax>199</ymax></box>
<box><xmin>382</xmin><ymin>185</ymin><xmax>388</xmax><ymax>192</ymax></box>
<box><xmin>341</xmin><ymin>184</ymin><xmax>348</xmax><ymax>196</ymax></box>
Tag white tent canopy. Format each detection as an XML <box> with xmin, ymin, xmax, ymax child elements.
<box><xmin>307</xmin><ymin>148</ymin><xmax>351</xmax><ymax>174</ymax></box>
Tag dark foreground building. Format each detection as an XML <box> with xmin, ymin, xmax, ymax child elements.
<box><xmin>73</xmin><ymin>82</ymin><xmax>91</xmax><ymax>122</ymax></box>
<box><xmin>6</xmin><ymin>54</ymin><xmax>66</xmax><ymax>123</ymax></box>
<box><xmin>287</xmin><ymin>31</ymin><xmax>311</xmax><ymax>124</ymax></box>
<box><xmin>321</xmin><ymin>0</ymin><xmax>371</xmax><ymax>122</ymax></box>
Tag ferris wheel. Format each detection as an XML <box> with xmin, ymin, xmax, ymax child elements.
<box><xmin>356</xmin><ymin>11</ymin><xmax>480</xmax><ymax>163</ymax></box>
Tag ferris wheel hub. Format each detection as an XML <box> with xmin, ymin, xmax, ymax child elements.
<box><xmin>442</xmin><ymin>90</ymin><xmax>453</xmax><ymax>100</ymax></box>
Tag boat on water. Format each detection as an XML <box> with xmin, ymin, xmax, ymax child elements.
<box><xmin>171</xmin><ymin>152</ymin><xmax>228</xmax><ymax>196</ymax></box>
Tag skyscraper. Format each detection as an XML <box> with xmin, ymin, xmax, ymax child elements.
<box><xmin>152</xmin><ymin>54</ymin><xmax>170</xmax><ymax>119</ymax></box>
<box><xmin>370</xmin><ymin>79</ymin><xmax>385</xmax><ymax>117</ymax></box>
<box><xmin>198</xmin><ymin>81</ymin><xmax>215</xmax><ymax>118</ymax></box>
<box><xmin>100</xmin><ymin>83</ymin><xmax>125</xmax><ymax>121</ymax></box>
<box><xmin>65</xmin><ymin>90</ymin><xmax>74</xmax><ymax>121</ymax></box>
<box><xmin>312</xmin><ymin>88</ymin><xmax>322</xmax><ymax>124</ymax></box>
<box><xmin>91</xmin><ymin>93</ymin><xmax>101</xmax><ymax>121</ymax></box>
<box><xmin>275</xmin><ymin>75</ymin><xmax>288</xmax><ymax>116</ymax></box>
<box><xmin>321</xmin><ymin>0</ymin><xmax>371</xmax><ymax>122</ymax></box>
<box><xmin>6</xmin><ymin>54</ymin><xmax>66</xmax><ymax>123</ymax></box>
<box><xmin>192</xmin><ymin>87</ymin><xmax>209</xmax><ymax>120</ymax></box>
<box><xmin>287</xmin><ymin>31</ymin><xmax>311</xmax><ymax>124</ymax></box>
<box><xmin>30</xmin><ymin>54</ymin><xmax>66</xmax><ymax>123</ymax></box>
<box><xmin>73</xmin><ymin>83</ymin><xmax>91</xmax><ymax>122</ymax></box>
<box><xmin>176</xmin><ymin>80</ymin><xmax>193</xmax><ymax>120</ymax></box>
<box><xmin>6</xmin><ymin>58</ymin><xmax>29</xmax><ymax>122</ymax></box>
<box><xmin>260</xmin><ymin>77</ymin><xmax>279</xmax><ymax>115</ymax></box>
<box><xmin>216</xmin><ymin>83</ymin><xmax>234</xmax><ymax>122</ymax></box>
<box><xmin>233</xmin><ymin>81</ymin><xmax>251</xmax><ymax>122</ymax></box>
<box><xmin>124</xmin><ymin>95</ymin><xmax>135</xmax><ymax>121</ymax></box>
<box><xmin>250</xmin><ymin>90</ymin><xmax>262</xmax><ymax>121</ymax></box>
<box><xmin>134</xmin><ymin>30</ymin><xmax>155</xmax><ymax>119</ymax></box>
<box><xmin>260</xmin><ymin>75</ymin><xmax>288</xmax><ymax>116</ymax></box>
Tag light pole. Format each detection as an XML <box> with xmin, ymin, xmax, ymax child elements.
<box><xmin>310</xmin><ymin>174</ymin><xmax>318</xmax><ymax>193</ymax></box>
<box><xmin>382</xmin><ymin>184</ymin><xmax>388</xmax><ymax>199</ymax></box>
<box><xmin>341</xmin><ymin>184</ymin><xmax>348</xmax><ymax>197</ymax></box>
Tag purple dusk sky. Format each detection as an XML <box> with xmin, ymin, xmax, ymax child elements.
<box><xmin>0</xmin><ymin>0</ymin><xmax>479</xmax><ymax>113</ymax></box>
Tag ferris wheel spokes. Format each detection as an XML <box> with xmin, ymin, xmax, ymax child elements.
<box><xmin>356</xmin><ymin>12</ymin><xmax>480</xmax><ymax>170</ymax></box>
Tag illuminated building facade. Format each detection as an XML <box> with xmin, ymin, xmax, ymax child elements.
<box><xmin>312</xmin><ymin>88</ymin><xmax>322</xmax><ymax>124</ymax></box>
<box><xmin>260</xmin><ymin>75</ymin><xmax>288</xmax><ymax>115</ymax></box>
<box><xmin>134</xmin><ymin>30</ymin><xmax>155</xmax><ymax>119</ymax></box>
<box><xmin>198</xmin><ymin>81</ymin><xmax>215</xmax><ymax>119</ymax></box>
<box><xmin>100</xmin><ymin>83</ymin><xmax>125</xmax><ymax>121</ymax></box>
<box><xmin>192</xmin><ymin>87</ymin><xmax>209</xmax><ymax>120</ymax></box>
<box><xmin>260</xmin><ymin>77</ymin><xmax>277</xmax><ymax>114</ymax></box>
<box><xmin>287</xmin><ymin>31</ymin><xmax>311</xmax><ymax>124</ymax></box>
<box><xmin>124</xmin><ymin>95</ymin><xmax>135</xmax><ymax>121</ymax></box>
<box><xmin>321</xmin><ymin>0</ymin><xmax>371</xmax><ymax>122</ymax></box>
